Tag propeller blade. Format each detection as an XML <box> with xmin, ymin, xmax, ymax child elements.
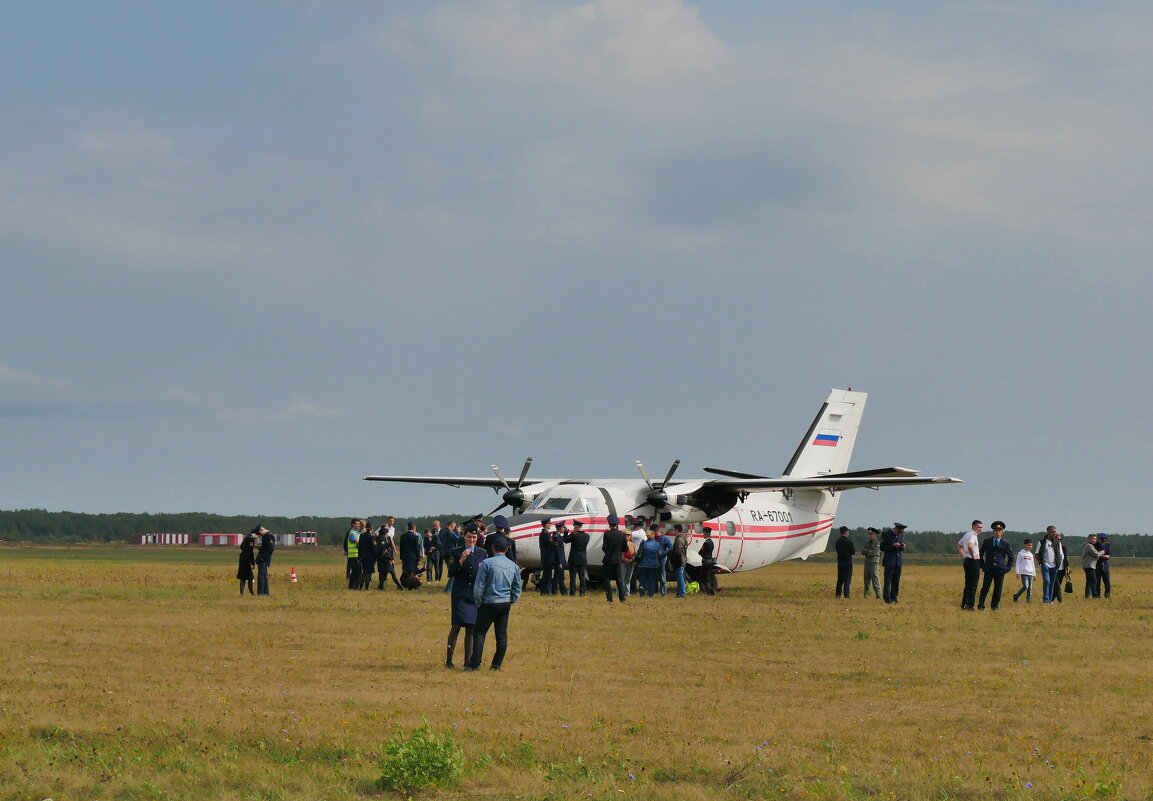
<box><xmin>659</xmin><ymin>459</ymin><xmax>681</xmax><ymax>490</ymax></box>
<box><xmin>488</xmin><ymin>501</ymin><xmax>509</xmax><ymax>516</ymax></box>
<box><xmin>636</xmin><ymin>460</ymin><xmax>654</xmax><ymax>491</ymax></box>
<box><xmin>491</xmin><ymin>464</ymin><xmax>511</xmax><ymax>491</ymax></box>
<box><xmin>515</xmin><ymin>457</ymin><xmax>533</xmax><ymax>489</ymax></box>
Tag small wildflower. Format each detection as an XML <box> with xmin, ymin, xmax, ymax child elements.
<box><xmin>1026</xmin><ymin>783</ymin><xmax>1033</xmax><ymax>789</ymax></box>
<box><xmin>628</xmin><ymin>773</ymin><xmax>636</xmax><ymax>781</ymax></box>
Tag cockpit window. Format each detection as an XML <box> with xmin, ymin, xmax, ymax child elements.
<box><xmin>539</xmin><ymin>497</ymin><xmax>574</xmax><ymax>511</ymax></box>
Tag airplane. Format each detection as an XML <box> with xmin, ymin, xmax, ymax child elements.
<box><xmin>363</xmin><ymin>389</ymin><xmax>962</xmax><ymax>579</ymax></box>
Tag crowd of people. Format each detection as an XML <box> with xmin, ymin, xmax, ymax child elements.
<box><xmin>955</xmin><ymin>521</ymin><xmax>1112</xmax><ymax>609</ymax></box>
<box><xmin>832</xmin><ymin>520</ymin><xmax>1114</xmax><ymax>609</ymax></box>
<box><xmin>833</xmin><ymin>522</ymin><xmax>911</xmax><ymax>603</ymax></box>
<box><xmin>235</xmin><ymin>513</ymin><xmax>1118</xmax><ymax>671</ymax></box>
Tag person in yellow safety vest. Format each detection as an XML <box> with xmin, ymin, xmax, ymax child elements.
<box><xmin>346</xmin><ymin>519</ymin><xmax>363</xmax><ymax>590</ymax></box>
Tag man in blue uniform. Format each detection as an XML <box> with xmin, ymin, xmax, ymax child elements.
<box><xmin>255</xmin><ymin>524</ymin><xmax>275</xmax><ymax>596</ymax></box>
<box><xmin>977</xmin><ymin>520</ymin><xmax>1013</xmax><ymax>610</ymax></box>
<box><xmin>537</xmin><ymin>519</ymin><xmax>556</xmax><ymax>595</ymax></box>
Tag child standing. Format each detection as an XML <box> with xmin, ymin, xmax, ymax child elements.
<box><xmin>1013</xmin><ymin>538</ymin><xmax>1036</xmax><ymax>602</ymax></box>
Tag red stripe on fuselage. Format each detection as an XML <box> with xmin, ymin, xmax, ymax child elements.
<box><xmin>501</xmin><ymin>516</ymin><xmax>833</xmax><ymax>542</ymax></box>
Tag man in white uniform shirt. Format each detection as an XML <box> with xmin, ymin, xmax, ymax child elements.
<box><xmin>957</xmin><ymin>520</ymin><xmax>982</xmax><ymax>611</ymax></box>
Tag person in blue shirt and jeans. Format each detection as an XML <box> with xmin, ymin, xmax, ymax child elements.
<box><xmin>465</xmin><ymin>531</ymin><xmax>522</xmax><ymax>671</ymax></box>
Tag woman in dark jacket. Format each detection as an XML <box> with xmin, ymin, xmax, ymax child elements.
<box><xmin>236</xmin><ymin>533</ymin><xmax>256</xmax><ymax>595</ymax></box>
<box><xmin>358</xmin><ymin>526</ymin><xmax>377</xmax><ymax>590</ymax></box>
<box><xmin>445</xmin><ymin>527</ymin><xmax>486</xmax><ymax>669</ymax></box>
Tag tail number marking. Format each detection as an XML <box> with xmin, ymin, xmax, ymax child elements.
<box><xmin>747</xmin><ymin>510</ymin><xmax>792</xmax><ymax>523</ymax></box>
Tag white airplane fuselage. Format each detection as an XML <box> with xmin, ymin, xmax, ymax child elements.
<box><xmin>499</xmin><ymin>482</ymin><xmax>836</xmax><ymax>573</ymax></box>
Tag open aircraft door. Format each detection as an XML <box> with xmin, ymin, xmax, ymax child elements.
<box><xmin>715</xmin><ymin>512</ymin><xmax>745</xmax><ymax>571</ymax></box>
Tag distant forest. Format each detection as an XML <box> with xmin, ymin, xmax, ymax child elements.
<box><xmin>0</xmin><ymin>510</ymin><xmax>465</xmax><ymax>547</ymax></box>
<box><xmin>1</xmin><ymin>510</ymin><xmax>1151</xmax><ymax>555</ymax></box>
<box><xmin>837</xmin><ymin>527</ymin><xmax>1153</xmax><ymax>558</ymax></box>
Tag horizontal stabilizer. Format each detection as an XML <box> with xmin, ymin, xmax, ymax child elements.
<box><xmin>699</xmin><ymin>475</ymin><xmax>963</xmax><ymax>493</ymax></box>
<box><xmin>703</xmin><ymin>465</ymin><xmax>921</xmax><ymax>480</ymax></box>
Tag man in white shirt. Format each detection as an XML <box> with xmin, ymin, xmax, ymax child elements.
<box><xmin>957</xmin><ymin>520</ymin><xmax>982</xmax><ymax>611</ymax></box>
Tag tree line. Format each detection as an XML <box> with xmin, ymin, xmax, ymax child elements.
<box><xmin>0</xmin><ymin>510</ymin><xmax>458</xmax><ymax>547</ymax></box>
<box><xmin>837</xmin><ymin>527</ymin><xmax>1153</xmax><ymax>558</ymax></box>
<box><xmin>2</xmin><ymin>511</ymin><xmax>1151</xmax><ymax>555</ymax></box>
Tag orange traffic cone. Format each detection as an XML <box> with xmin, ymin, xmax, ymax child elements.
<box><xmin>289</xmin><ymin>566</ymin><xmax>298</xmax><ymax>583</ymax></box>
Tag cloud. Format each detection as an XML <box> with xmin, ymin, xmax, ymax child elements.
<box><xmin>78</xmin><ymin>127</ymin><xmax>175</xmax><ymax>159</ymax></box>
<box><xmin>168</xmin><ymin>392</ymin><xmax>348</xmax><ymax>424</ymax></box>
<box><xmin>384</xmin><ymin>0</ymin><xmax>728</xmax><ymax>109</ymax></box>
<box><xmin>268</xmin><ymin>397</ymin><xmax>349</xmax><ymax>422</ymax></box>
<box><xmin>0</xmin><ymin>365</ymin><xmax>70</xmax><ymax>392</ymax></box>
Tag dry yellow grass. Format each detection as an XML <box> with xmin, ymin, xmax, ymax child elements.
<box><xmin>0</xmin><ymin>546</ymin><xmax>1150</xmax><ymax>800</ymax></box>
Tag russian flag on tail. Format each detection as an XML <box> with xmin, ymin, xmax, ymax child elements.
<box><xmin>813</xmin><ymin>433</ymin><xmax>840</xmax><ymax>447</ymax></box>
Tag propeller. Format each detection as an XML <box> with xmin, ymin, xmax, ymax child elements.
<box><xmin>488</xmin><ymin>457</ymin><xmax>534</xmax><ymax>515</ymax></box>
<box><xmin>630</xmin><ymin>459</ymin><xmax>682</xmax><ymax>514</ymax></box>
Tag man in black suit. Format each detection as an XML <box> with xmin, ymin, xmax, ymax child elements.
<box><xmin>880</xmin><ymin>522</ymin><xmax>907</xmax><ymax>603</ymax></box>
<box><xmin>834</xmin><ymin>525</ymin><xmax>855</xmax><ymax>598</ymax></box>
<box><xmin>600</xmin><ymin>515</ymin><xmax>627</xmax><ymax>602</ymax></box>
<box><xmin>399</xmin><ymin>521</ymin><xmax>422</xmax><ymax>590</ymax></box>
<box><xmin>564</xmin><ymin>520</ymin><xmax>590</xmax><ymax>596</ymax></box>
<box><xmin>254</xmin><ymin>524</ymin><xmax>275</xmax><ymax>596</ymax></box>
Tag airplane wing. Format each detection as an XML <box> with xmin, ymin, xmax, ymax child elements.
<box><xmin>363</xmin><ymin>475</ymin><xmax>556</xmax><ymax>489</ymax></box>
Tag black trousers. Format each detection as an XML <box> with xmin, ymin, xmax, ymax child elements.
<box><xmin>603</xmin><ymin>563</ymin><xmax>627</xmax><ymax>601</ymax></box>
<box><xmin>568</xmin><ymin>563</ymin><xmax>588</xmax><ymax>595</ymax></box>
<box><xmin>1097</xmin><ymin>567</ymin><xmax>1111</xmax><ymax>598</ymax></box>
<box><xmin>377</xmin><ymin>561</ymin><xmax>400</xmax><ymax>589</ymax></box>
<box><xmin>978</xmin><ymin>569</ymin><xmax>1005</xmax><ymax>609</ymax></box>
<box><xmin>1084</xmin><ymin>568</ymin><xmax>1099</xmax><ymax>598</ymax></box>
<box><xmin>883</xmin><ymin>564</ymin><xmax>902</xmax><ymax>602</ymax></box>
<box><xmin>347</xmin><ymin>558</ymin><xmax>362</xmax><ymax>590</ymax></box>
<box><xmin>469</xmin><ymin>602</ymin><xmax>512</xmax><ymax>669</ymax></box>
<box><xmin>835</xmin><ymin>561</ymin><xmax>853</xmax><ymax>597</ymax></box>
<box><xmin>961</xmin><ymin>558</ymin><xmax>980</xmax><ymax>608</ymax></box>
<box><xmin>548</xmin><ymin>565</ymin><xmax>568</xmax><ymax>595</ymax></box>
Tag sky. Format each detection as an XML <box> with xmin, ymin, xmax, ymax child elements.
<box><xmin>2</xmin><ymin>0</ymin><xmax>1151</xmax><ymax>534</ymax></box>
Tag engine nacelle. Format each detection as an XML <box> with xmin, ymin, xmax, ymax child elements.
<box><xmin>667</xmin><ymin>490</ymin><xmax>738</xmax><ymax>523</ymax></box>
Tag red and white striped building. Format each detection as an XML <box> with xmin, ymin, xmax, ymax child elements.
<box><xmin>135</xmin><ymin>533</ymin><xmax>192</xmax><ymax>545</ymax></box>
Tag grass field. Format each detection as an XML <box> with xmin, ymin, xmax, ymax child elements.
<box><xmin>1</xmin><ymin>545</ymin><xmax>1150</xmax><ymax>801</ymax></box>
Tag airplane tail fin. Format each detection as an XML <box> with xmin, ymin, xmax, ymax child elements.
<box><xmin>782</xmin><ymin>389</ymin><xmax>867</xmax><ymax>478</ymax></box>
